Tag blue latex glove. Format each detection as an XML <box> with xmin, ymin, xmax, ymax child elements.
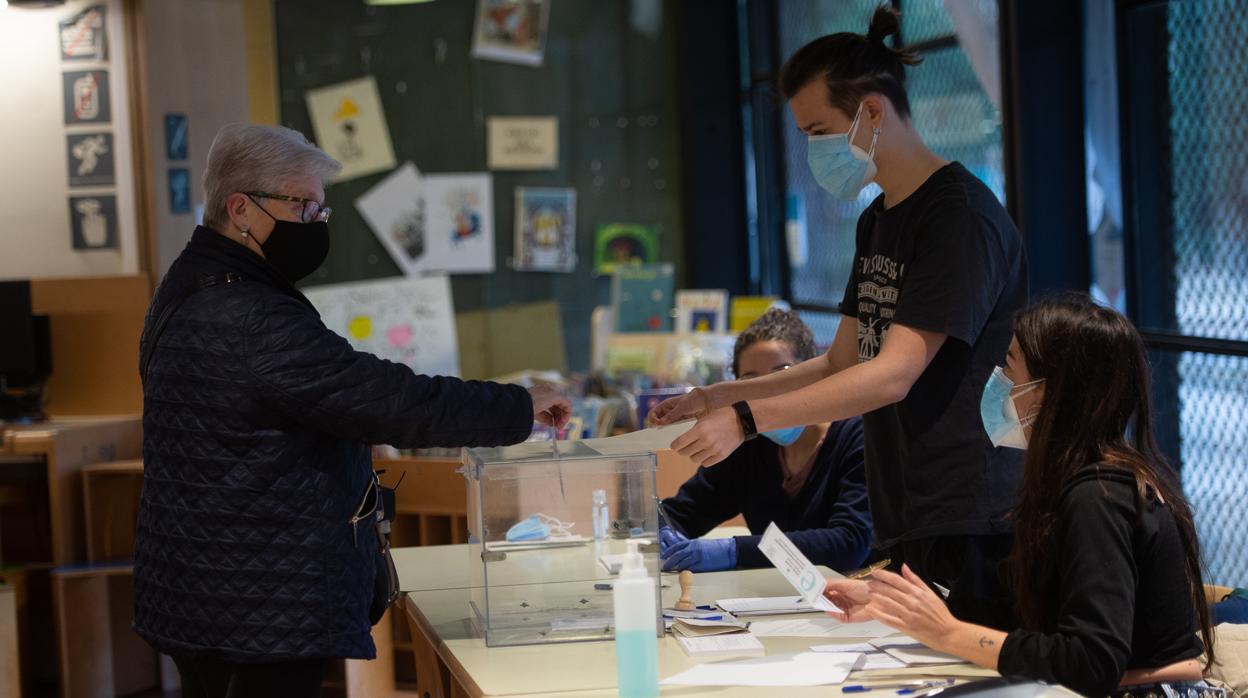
<box><xmin>659</xmin><ymin>527</ymin><xmax>738</xmax><ymax>572</ymax></box>
<box><xmin>659</xmin><ymin>526</ymin><xmax>686</xmax><ymax>555</ymax></box>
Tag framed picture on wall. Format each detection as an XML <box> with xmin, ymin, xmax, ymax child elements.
<box><xmin>471</xmin><ymin>0</ymin><xmax>550</xmax><ymax>67</ymax></box>
<box><xmin>513</xmin><ymin>187</ymin><xmax>576</xmax><ymax>273</ymax></box>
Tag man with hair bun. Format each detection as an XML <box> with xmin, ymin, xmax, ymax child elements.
<box><xmin>652</xmin><ymin>7</ymin><xmax>1027</xmax><ymax>629</ymax></box>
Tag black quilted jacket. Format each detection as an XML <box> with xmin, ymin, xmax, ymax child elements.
<box><xmin>133</xmin><ymin>226</ymin><xmax>534</xmax><ymax>661</ymax></box>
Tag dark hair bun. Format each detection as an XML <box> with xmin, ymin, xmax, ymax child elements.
<box><xmin>867</xmin><ymin>5</ymin><xmax>902</xmax><ymax>44</ymax></box>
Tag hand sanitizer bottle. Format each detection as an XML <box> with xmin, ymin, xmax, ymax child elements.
<box><xmin>613</xmin><ymin>539</ymin><xmax>659</xmax><ymax>697</ymax></box>
<box><xmin>592</xmin><ymin>489</ymin><xmax>609</xmax><ymax>541</ymax></box>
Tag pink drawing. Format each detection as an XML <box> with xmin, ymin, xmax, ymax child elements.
<box><xmin>387</xmin><ymin>324</ymin><xmax>413</xmax><ymax>349</ymax></box>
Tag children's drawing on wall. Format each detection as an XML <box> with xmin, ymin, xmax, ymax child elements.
<box><xmin>513</xmin><ymin>187</ymin><xmax>576</xmax><ymax>272</ymax></box>
<box><xmin>421</xmin><ymin>174</ymin><xmax>495</xmax><ymax>274</ymax></box>
<box><xmin>471</xmin><ymin>0</ymin><xmax>550</xmax><ymax>67</ymax></box>
<box><xmin>305</xmin><ymin>76</ymin><xmax>396</xmax><ymax>182</ymax></box>
<box><xmin>303</xmin><ymin>276</ymin><xmax>460</xmax><ymax>378</ymax></box>
<box><xmin>356</xmin><ymin>163</ymin><xmax>427</xmax><ymax>277</ymax></box>
<box><xmin>594</xmin><ymin>223</ymin><xmax>658</xmax><ymax>275</ymax></box>
<box><xmin>357</xmin><ymin>167</ymin><xmax>494</xmax><ymax>275</ymax></box>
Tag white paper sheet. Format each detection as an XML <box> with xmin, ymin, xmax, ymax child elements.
<box><xmin>305</xmin><ymin>76</ymin><xmax>396</xmax><ymax>182</ymax></box>
<box><xmin>870</xmin><ymin>635</ymin><xmax>969</xmax><ymax>666</ymax></box>
<box><xmin>811</xmin><ymin>645</ymin><xmax>910</xmax><ymax>671</ymax></box>
<box><xmin>419</xmin><ymin>173</ymin><xmax>495</xmax><ymax>274</ymax></box>
<box><xmin>758</xmin><ymin>522</ymin><xmax>841</xmax><ymax>612</ymax></box>
<box><xmin>675</xmin><ymin>632</ymin><xmax>765</xmax><ymax>659</ymax></box>
<box><xmin>660</xmin><ymin>651</ymin><xmax>860</xmax><ymax>687</ymax></box>
<box><xmin>302</xmin><ymin>276</ymin><xmax>459</xmax><ymax>378</ymax></box>
<box><xmin>354</xmin><ymin>162</ymin><xmax>427</xmax><ymax>277</ymax></box>
<box><xmin>855</xmin><ymin>652</ymin><xmax>908</xmax><ymax>670</ymax></box>
<box><xmin>714</xmin><ymin>596</ymin><xmax>815</xmax><ymax>616</ymax></box>
<box><xmin>580</xmin><ymin>420</ymin><xmax>695</xmax><ymax>456</ymax></box>
<box><xmin>749</xmin><ymin>617</ymin><xmax>895</xmax><ymax>639</ymax></box>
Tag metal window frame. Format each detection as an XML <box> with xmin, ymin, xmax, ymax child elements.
<box><xmin>1115</xmin><ymin>0</ymin><xmax>1248</xmax><ymax>469</ymax></box>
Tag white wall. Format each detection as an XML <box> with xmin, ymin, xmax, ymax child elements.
<box><xmin>0</xmin><ymin>0</ymin><xmax>139</xmax><ymax>280</ymax></box>
<box><xmin>142</xmin><ymin>0</ymin><xmax>250</xmax><ymax>277</ymax></box>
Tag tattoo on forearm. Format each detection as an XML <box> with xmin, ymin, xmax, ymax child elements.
<box><xmin>978</xmin><ymin>636</ymin><xmax>995</xmax><ymax>648</ymax></box>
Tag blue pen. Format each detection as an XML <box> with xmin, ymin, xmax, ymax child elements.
<box><xmin>842</xmin><ymin>680</ymin><xmax>931</xmax><ymax>693</ymax></box>
<box><xmin>664</xmin><ymin>614</ymin><xmax>723</xmax><ymax>621</ymax></box>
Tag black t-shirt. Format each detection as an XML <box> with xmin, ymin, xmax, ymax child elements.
<box><xmin>838</xmin><ymin>162</ymin><xmax>1027</xmax><ymax>548</ymax></box>
<box><xmin>996</xmin><ymin>468</ymin><xmax>1205</xmax><ymax>697</ymax></box>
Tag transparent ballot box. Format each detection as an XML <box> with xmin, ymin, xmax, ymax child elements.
<box><xmin>461</xmin><ymin>439</ymin><xmax>663</xmax><ymax>647</ymax></box>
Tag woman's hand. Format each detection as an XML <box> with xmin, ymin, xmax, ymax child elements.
<box><xmin>670</xmin><ymin>406</ymin><xmax>743</xmax><ymax>466</ymax></box>
<box><xmin>528</xmin><ymin>385</ymin><xmax>571</xmax><ymax>430</ymax></box>
<box><xmin>823</xmin><ymin>578</ymin><xmax>874</xmax><ymax>623</ymax></box>
<box><xmin>647</xmin><ymin>387</ymin><xmax>712</xmax><ymax>426</ymax></box>
<box><xmin>865</xmin><ymin>565</ymin><xmax>960</xmax><ymax>648</ymax></box>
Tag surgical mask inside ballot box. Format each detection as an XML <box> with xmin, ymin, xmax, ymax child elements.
<box><xmin>461</xmin><ymin>426</ymin><xmax>684</xmax><ymax>647</ymax></box>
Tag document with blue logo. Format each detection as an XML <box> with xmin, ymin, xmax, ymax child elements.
<box><xmin>758</xmin><ymin>522</ymin><xmax>840</xmax><ymax>613</ymax></box>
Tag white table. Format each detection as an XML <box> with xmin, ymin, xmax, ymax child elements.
<box><xmin>395</xmin><ymin>543</ymin><xmax>1021</xmax><ymax>697</ymax></box>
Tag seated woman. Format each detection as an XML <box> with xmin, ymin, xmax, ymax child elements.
<box><xmin>823</xmin><ymin>294</ymin><xmax>1219</xmax><ymax>698</ymax></box>
<box><xmin>658</xmin><ymin>309</ymin><xmax>871</xmax><ymax>573</ymax></box>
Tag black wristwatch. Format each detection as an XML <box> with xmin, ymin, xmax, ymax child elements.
<box><xmin>731</xmin><ymin>401</ymin><xmax>759</xmax><ymax>441</ymax></box>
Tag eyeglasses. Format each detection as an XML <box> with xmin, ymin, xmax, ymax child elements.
<box><xmin>244</xmin><ymin>191</ymin><xmax>332</xmax><ymax>223</ymax></box>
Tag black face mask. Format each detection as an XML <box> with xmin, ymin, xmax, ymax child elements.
<box><xmin>260</xmin><ymin>218</ymin><xmax>330</xmax><ymax>283</ymax></box>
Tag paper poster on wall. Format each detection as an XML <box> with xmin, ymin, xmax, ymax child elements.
<box><xmin>305</xmin><ymin>76</ymin><xmax>396</xmax><ymax>182</ymax></box>
<box><xmin>168</xmin><ymin>168</ymin><xmax>191</xmax><ymax>215</ymax></box>
<box><xmin>68</xmin><ymin>195</ymin><xmax>118</xmax><ymax>250</ymax></box>
<box><xmin>471</xmin><ymin>0</ymin><xmax>550</xmax><ymax>66</ymax></box>
<box><xmin>62</xmin><ymin>70</ymin><xmax>111</xmax><ymax>125</ymax></box>
<box><xmin>302</xmin><ymin>276</ymin><xmax>461</xmax><ymax>378</ymax></box>
<box><xmin>513</xmin><ymin>187</ymin><xmax>576</xmax><ymax>273</ymax></box>
<box><xmin>613</xmin><ymin>264</ymin><xmax>675</xmax><ymax>333</ymax></box>
<box><xmin>66</xmin><ymin>132</ymin><xmax>114</xmax><ymax>187</ymax></box>
<box><xmin>487</xmin><ymin>116</ymin><xmax>558</xmax><ymax>170</ymax></box>
<box><xmin>165</xmin><ymin>113</ymin><xmax>188</xmax><ymax>160</ymax></box>
<box><xmin>594</xmin><ymin>223</ymin><xmax>659</xmax><ymax>275</ymax></box>
<box><xmin>421</xmin><ymin>174</ymin><xmax>495</xmax><ymax>274</ymax></box>
<box><xmin>354</xmin><ymin>162</ymin><xmax>426</xmax><ymax>277</ymax></box>
<box><xmin>59</xmin><ymin>5</ymin><xmax>108</xmax><ymax>62</ymax></box>
<box><xmin>676</xmin><ymin>290</ymin><xmax>729</xmax><ymax>334</ymax></box>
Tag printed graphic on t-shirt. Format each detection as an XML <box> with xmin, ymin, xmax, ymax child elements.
<box><xmin>856</xmin><ymin>254</ymin><xmax>904</xmax><ymax>362</ymax></box>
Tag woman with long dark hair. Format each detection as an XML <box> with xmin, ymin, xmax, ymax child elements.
<box><xmin>822</xmin><ymin>294</ymin><xmax>1218</xmax><ymax>697</ymax></box>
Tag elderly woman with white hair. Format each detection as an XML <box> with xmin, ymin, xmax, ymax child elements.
<box><xmin>132</xmin><ymin>124</ymin><xmax>569</xmax><ymax>697</ymax></box>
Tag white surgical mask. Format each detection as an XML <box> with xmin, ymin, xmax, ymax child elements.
<box><xmin>807</xmin><ymin>102</ymin><xmax>880</xmax><ymax>201</ymax></box>
<box><xmin>980</xmin><ymin>366</ymin><xmax>1043</xmax><ymax>449</ymax></box>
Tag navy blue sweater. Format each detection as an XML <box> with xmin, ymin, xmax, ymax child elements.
<box><xmin>661</xmin><ymin>417</ymin><xmax>871</xmax><ymax>571</ymax></box>
<box><xmin>134</xmin><ymin>227</ymin><xmax>535</xmax><ymax>661</ymax></box>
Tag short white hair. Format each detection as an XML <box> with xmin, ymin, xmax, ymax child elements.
<box><xmin>202</xmin><ymin>124</ymin><xmax>341</xmax><ymax>231</ymax></box>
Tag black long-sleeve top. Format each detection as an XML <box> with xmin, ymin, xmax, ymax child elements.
<box><xmin>661</xmin><ymin>417</ymin><xmax>872</xmax><ymax>571</ymax></box>
<box><xmin>994</xmin><ymin>467</ymin><xmax>1205</xmax><ymax>696</ymax></box>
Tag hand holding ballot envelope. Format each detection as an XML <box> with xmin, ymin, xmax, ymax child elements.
<box><xmin>527</xmin><ymin>385</ymin><xmax>571</xmax><ymax>429</ymax></box>
<box><xmin>646</xmin><ymin>386</ymin><xmax>711</xmax><ymax>426</ymax></box>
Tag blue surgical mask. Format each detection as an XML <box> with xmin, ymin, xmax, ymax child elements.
<box><xmin>505</xmin><ymin>513</ymin><xmax>574</xmax><ymax>542</ymax></box>
<box><xmin>807</xmin><ymin>102</ymin><xmax>879</xmax><ymax>201</ymax></box>
<box><xmin>762</xmin><ymin>426</ymin><xmax>804</xmax><ymax>447</ymax></box>
<box><xmin>980</xmin><ymin>367</ymin><xmax>1043</xmax><ymax>450</ymax></box>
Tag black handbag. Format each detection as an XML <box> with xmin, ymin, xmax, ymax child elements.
<box><xmin>352</xmin><ymin>470</ymin><xmax>401</xmax><ymax>625</ymax></box>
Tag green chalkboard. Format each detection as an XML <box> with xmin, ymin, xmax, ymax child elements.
<box><xmin>274</xmin><ymin>0</ymin><xmax>686</xmax><ymax>371</ymax></box>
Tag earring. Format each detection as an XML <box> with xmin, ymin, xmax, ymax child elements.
<box><xmin>239</xmin><ymin>225</ymin><xmax>250</xmax><ymax>238</ymax></box>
